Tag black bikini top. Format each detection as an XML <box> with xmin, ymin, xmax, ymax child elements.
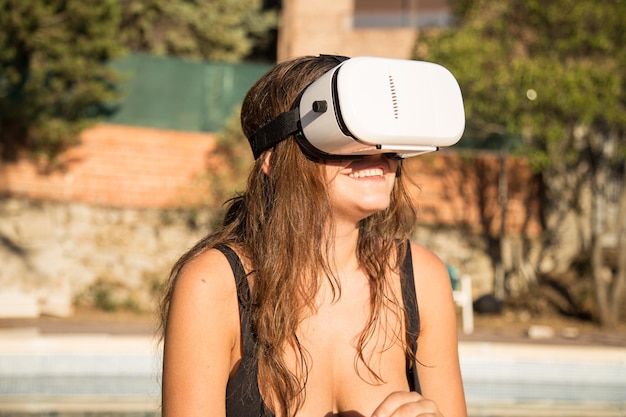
<box><xmin>217</xmin><ymin>243</ymin><xmax>421</xmax><ymax>417</ymax></box>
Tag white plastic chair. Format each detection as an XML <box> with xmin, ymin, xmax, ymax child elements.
<box><xmin>452</xmin><ymin>274</ymin><xmax>474</xmax><ymax>334</ymax></box>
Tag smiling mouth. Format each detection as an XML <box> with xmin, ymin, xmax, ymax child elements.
<box><xmin>348</xmin><ymin>168</ymin><xmax>384</xmax><ymax>179</ymax></box>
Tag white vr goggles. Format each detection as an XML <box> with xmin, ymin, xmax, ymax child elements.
<box><xmin>248</xmin><ymin>56</ymin><xmax>465</xmax><ymax>160</ymax></box>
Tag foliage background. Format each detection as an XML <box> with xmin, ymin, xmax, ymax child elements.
<box><xmin>0</xmin><ymin>0</ymin><xmax>277</xmax><ymax>163</ymax></box>
<box><xmin>414</xmin><ymin>0</ymin><xmax>626</xmax><ymax>326</ymax></box>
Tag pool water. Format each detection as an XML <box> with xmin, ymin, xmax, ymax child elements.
<box><xmin>0</xmin><ymin>414</ymin><xmax>158</xmax><ymax>417</ymax></box>
<box><xmin>1</xmin><ymin>402</ymin><xmax>622</xmax><ymax>417</ymax></box>
<box><xmin>1</xmin><ymin>338</ymin><xmax>624</xmax><ymax>417</ymax></box>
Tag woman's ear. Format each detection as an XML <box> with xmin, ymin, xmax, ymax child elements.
<box><xmin>261</xmin><ymin>151</ymin><xmax>272</xmax><ymax>175</ymax></box>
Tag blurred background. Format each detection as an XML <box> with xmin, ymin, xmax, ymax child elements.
<box><xmin>0</xmin><ymin>0</ymin><xmax>625</xmax><ymax>416</ymax></box>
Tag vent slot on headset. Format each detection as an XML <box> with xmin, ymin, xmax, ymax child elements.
<box><xmin>388</xmin><ymin>75</ymin><xmax>399</xmax><ymax>119</ymax></box>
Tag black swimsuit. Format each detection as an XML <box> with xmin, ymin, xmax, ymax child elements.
<box><xmin>217</xmin><ymin>244</ymin><xmax>421</xmax><ymax>417</ymax></box>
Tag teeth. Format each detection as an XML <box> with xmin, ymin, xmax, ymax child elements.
<box><xmin>348</xmin><ymin>168</ymin><xmax>384</xmax><ymax>178</ymax></box>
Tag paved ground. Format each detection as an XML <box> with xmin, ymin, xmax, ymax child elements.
<box><xmin>459</xmin><ymin>311</ymin><xmax>626</xmax><ymax>347</ymax></box>
<box><xmin>1</xmin><ymin>308</ymin><xmax>625</xmax><ymax>347</ymax></box>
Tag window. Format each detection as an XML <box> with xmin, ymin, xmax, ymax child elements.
<box><xmin>353</xmin><ymin>0</ymin><xmax>452</xmax><ymax>28</ymax></box>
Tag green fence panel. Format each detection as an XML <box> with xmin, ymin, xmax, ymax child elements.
<box><xmin>109</xmin><ymin>54</ymin><xmax>272</xmax><ymax>133</ymax></box>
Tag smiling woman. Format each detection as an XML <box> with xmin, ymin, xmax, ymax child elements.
<box><xmin>325</xmin><ymin>155</ymin><xmax>399</xmax><ymax>222</ymax></box>
<box><xmin>158</xmin><ymin>55</ymin><xmax>467</xmax><ymax>417</ymax></box>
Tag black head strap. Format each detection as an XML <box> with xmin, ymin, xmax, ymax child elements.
<box><xmin>247</xmin><ymin>54</ymin><xmax>351</xmax><ymax>160</ymax></box>
<box><xmin>320</xmin><ymin>54</ymin><xmax>350</xmax><ymax>64</ymax></box>
<box><xmin>247</xmin><ymin>108</ymin><xmax>300</xmax><ymax>159</ymax></box>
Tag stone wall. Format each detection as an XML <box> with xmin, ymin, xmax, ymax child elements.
<box><xmin>0</xmin><ymin>198</ymin><xmax>209</xmax><ymax>317</ymax></box>
<box><xmin>0</xmin><ymin>197</ymin><xmax>497</xmax><ymax>317</ymax></box>
<box><xmin>0</xmin><ymin>152</ymin><xmax>543</xmax><ymax>316</ymax></box>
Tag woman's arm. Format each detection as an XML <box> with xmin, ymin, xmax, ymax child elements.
<box><xmin>411</xmin><ymin>242</ymin><xmax>467</xmax><ymax>417</ymax></box>
<box><xmin>161</xmin><ymin>249</ymin><xmax>240</xmax><ymax>416</ymax></box>
<box><xmin>370</xmin><ymin>243</ymin><xmax>467</xmax><ymax>417</ymax></box>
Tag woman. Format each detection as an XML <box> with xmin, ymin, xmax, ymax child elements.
<box><xmin>159</xmin><ymin>55</ymin><xmax>467</xmax><ymax>417</ymax></box>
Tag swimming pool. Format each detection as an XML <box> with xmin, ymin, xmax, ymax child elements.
<box><xmin>0</xmin><ymin>334</ymin><xmax>624</xmax><ymax>417</ymax></box>
<box><xmin>0</xmin><ymin>404</ymin><xmax>624</xmax><ymax>417</ymax></box>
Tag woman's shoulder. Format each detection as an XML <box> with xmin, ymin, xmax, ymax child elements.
<box><xmin>407</xmin><ymin>241</ymin><xmax>452</xmax><ymax>295</ymax></box>
<box><xmin>173</xmin><ymin>247</ymin><xmax>240</xmax><ymax>307</ymax></box>
<box><xmin>408</xmin><ymin>241</ymin><xmax>447</xmax><ymax>275</ymax></box>
<box><xmin>166</xmin><ymin>246</ymin><xmax>242</xmax><ymax>349</ymax></box>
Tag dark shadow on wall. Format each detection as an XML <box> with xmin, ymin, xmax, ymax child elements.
<box><xmin>0</xmin><ymin>232</ymin><xmax>27</xmax><ymax>257</ymax></box>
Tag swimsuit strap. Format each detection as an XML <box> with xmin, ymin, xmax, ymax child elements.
<box><xmin>215</xmin><ymin>244</ymin><xmax>268</xmax><ymax>417</ymax></box>
<box><xmin>400</xmin><ymin>242</ymin><xmax>422</xmax><ymax>394</ymax></box>
<box><xmin>215</xmin><ymin>244</ymin><xmax>255</xmax><ymax>356</ymax></box>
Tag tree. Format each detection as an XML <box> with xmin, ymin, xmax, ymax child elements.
<box><xmin>117</xmin><ymin>0</ymin><xmax>277</xmax><ymax>62</ymax></box>
<box><xmin>0</xmin><ymin>0</ymin><xmax>124</xmax><ymax>162</ymax></box>
<box><xmin>0</xmin><ymin>0</ymin><xmax>278</xmax><ymax>164</ymax></box>
<box><xmin>414</xmin><ymin>0</ymin><xmax>626</xmax><ymax>326</ymax></box>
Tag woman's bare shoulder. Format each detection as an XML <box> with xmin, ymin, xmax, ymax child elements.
<box><xmin>407</xmin><ymin>241</ymin><xmax>454</xmax><ymax>312</ymax></box>
<box><xmin>164</xmin><ymin>246</ymin><xmax>241</xmax><ymax>364</ymax></box>
<box><xmin>166</xmin><ymin>247</ymin><xmax>241</xmax><ymax>342</ymax></box>
<box><xmin>408</xmin><ymin>241</ymin><xmax>449</xmax><ymax>285</ymax></box>
<box><xmin>174</xmin><ymin>247</ymin><xmax>238</xmax><ymax>297</ymax></box>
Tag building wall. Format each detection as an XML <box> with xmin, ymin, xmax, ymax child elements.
<box><xmin>278</xmin><ymin>0</ymin><xmax>419</xmax><ymax>61</ymax></box>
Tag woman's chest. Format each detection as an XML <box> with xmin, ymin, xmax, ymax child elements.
<box><xmin>289</xmin><ymin>292</ymin><xmax>409</xmax><ymax>416</ymax></box>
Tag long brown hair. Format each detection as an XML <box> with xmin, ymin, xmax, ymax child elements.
<box><xmin>159</xmin><ymin>55</ymin><xmax>418</xmax><ymax>417</ymax></box>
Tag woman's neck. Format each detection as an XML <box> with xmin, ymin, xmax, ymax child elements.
<box><xmin>329</xmin><ymin>220</ymin><xmax>361</xmax><ymax>276</ymax></box>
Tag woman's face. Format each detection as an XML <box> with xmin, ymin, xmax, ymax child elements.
<box><xmin>323</xmin><ymin>154</ymin><xmax>399</xmax><ymax>224</ymax></box>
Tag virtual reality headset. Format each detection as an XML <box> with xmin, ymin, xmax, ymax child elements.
<box><xmin>248</xmin><ymin>56</ymin><xmax>465</xmax><ymax>160</ymax></box>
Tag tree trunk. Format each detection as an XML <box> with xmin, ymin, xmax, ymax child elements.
<box><xmin>608</xmin><ymin>160</ymin><xmax>626</xmax><ymax>324</ymax></box>
<box><xmin>591</xmin><ymin>232</ymin><xmax>612</xmax><ymax>326</ymax></box>
<box><xmin>590</xmin><ymin>130</ymin><xmax>626</xmax><ymax>327</ymax></box>
<box><xmin>495</xmin><ymin>149</ymin><xmax>508</xmax><ymax>299</ymax></box>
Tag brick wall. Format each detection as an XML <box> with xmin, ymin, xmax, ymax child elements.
<box><xmin>405</xmin><ymin>153</ymin><xmax>542</xmax><ymax>237</ymax></box>
<box><xmin>0</xmin><ymin>124</ymin><xmax>217</xmax><ymax>208</ymax></box>
<box><xmin>0</xmin><ymin>124</ymin><xmax>542</xmax><ymax>237</ymax></box>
